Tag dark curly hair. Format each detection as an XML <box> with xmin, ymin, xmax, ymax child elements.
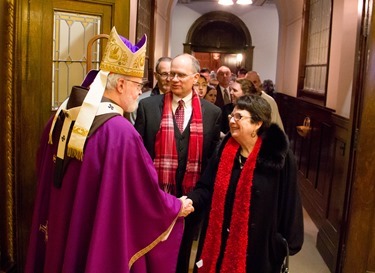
<box><xmin>235</xmin><ymin>94</ymin><xmax>271</xmax><ymax>135</ymax></box>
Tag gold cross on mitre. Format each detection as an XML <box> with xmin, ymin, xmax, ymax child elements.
<box><xmin>39</xmin><ymin>221</ymin><xmax>48</xmax><ymax>242</ymax></box>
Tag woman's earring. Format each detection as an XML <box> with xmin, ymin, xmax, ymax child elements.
<box><xmin>251</xmin><ymin>131</ymin><xmax>257</xmax><ymax>138</ymax></box>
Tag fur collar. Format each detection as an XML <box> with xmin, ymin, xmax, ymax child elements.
<box><xmin>221</xmin><ymin>123</ymin><xmax>289</xmax><ymax>171</ymax></box>
<box><xmin>257</xmin><ymin>123</ymin><xmax>289</xmax><ymax>171</ymax></box>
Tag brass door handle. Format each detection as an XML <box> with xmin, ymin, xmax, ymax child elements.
<box><xmin>296</xmin><ymin>117</ymin><xmax>311</xmax><ymax>138</ymax></box>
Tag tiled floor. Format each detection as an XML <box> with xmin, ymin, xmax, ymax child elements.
<box><xmin>189</xmin><ymin>208</ymin><xmax>331</xmax><ymax>273</ymax></box>
<box><xmin>289</xmin><ymin>208</ymin><xmax>331</xmax><ymax>273</ymax></box>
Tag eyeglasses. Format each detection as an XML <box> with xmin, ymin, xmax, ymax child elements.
<box><xmin>169</xmin><ymin>72</ymin><xmax>196</xmax><ymax>81</ymax></box>
<box><xmin>156</xmin><ymin>72</ymin><xmax>170</xmax><ymax>80</ymax></box>
<box><xmin>124</xmin><ymin>79</ymin><xmax>145</xmax><ymax>91</ymax></box>
<box><xmin>228</xmin><ymin>113</ymin><xmax>252</xmax><ymax>122</ymax></box>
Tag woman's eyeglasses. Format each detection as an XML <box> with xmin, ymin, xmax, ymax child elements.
<box><xmin>228</xmin><ymin>113</ymin><xmax>252</xmax><ymax>122</ymax></box>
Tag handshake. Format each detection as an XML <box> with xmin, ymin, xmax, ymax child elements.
<box><xmin>178</xmin><ymin>196</ymin><xmax>195</xmax><ymax>217</ymax></box>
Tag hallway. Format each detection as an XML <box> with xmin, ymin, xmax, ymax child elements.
<box><xmin>189</xmin><ymin>208</ymin><xmax>330</xmax><ymax>272</ymax></box>
<box><xmin>289</xmin><ymin>209</ymin><xmax>330</xmax><ymax>273</ymax></box>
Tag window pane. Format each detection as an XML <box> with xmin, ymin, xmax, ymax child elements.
<box><xmin>301</xmin><ymin>0</ymin><xmax>331</xmax><ymax>100</ymax></box>
<box><xmin>52</xmin><ymin>11</ymin><xmax>101</xmax><ymax>110</ymax></box>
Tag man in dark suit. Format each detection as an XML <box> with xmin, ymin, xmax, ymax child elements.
<box><xmin>135</xmin><ymin>53</ymin><xmax>222</xmax><ymax>273</ymax></box>
<box><xmin>214</xmin><ymin>65</ymin><xmax>232</xmax><ymax>108</ymax></box>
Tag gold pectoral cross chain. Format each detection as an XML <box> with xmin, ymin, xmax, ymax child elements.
<box><xmin>39</xmin><ymin>221</ymin><xmax>48</xmax><ymax>243</ymax></box>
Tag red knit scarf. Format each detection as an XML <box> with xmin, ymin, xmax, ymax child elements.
<box><xmin>198</xmin><ymin>136</ymin><xmax>262</xmax><ymax>273</ymax></box>
<box><xmin>154</xmin><ymin>91</ymin><xmax>203</xmax><ymax>195</ymax></box>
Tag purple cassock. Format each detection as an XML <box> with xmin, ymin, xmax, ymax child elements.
<box><xmin>25</xmin><ymin>103</ymin><xmax>184</xmax><ymax>273</ymax></box>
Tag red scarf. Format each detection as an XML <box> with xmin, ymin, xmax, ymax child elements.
<box><xmin>154</xmin><ymin>91</ymin><xmax>203</xmax><ymax>195</ymax></box>
<box><xmin>198</xmin><ymin>136</ymin><xmax>262</xmax><ymax>273</ymax></box>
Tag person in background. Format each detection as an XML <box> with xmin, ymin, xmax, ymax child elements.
<box><xmin>199</xmin><ymin>67</ymin><xmax>211</xmax><ymax>81</ymax></box>
<box><xmin>128</xmin><ymin>56</ymin><xmax>172</xmax><ymax>124</ymax></box>
<box><xmin>221</xmin><ymin>78</ymin><xmax>257</xmax><ymax>135</ymax></box>
<box><xmin>209</xmin><ymin>70</ymin><xmax>219</xmax><ymax>87</ymax></box>
<box><xmin>188</xmin><ymin>95</ymin><xmax>304</xmax><ymax>273</ymax></box>
<box><xmin>263</xmin><ymin>79</ymin><xmax>276</xmax><ymax>98</ymax></box>
<box><xmin>237</xmin><ymin>67</ymin><xmax>248</xmax><ymax>78</ymax></box>
<box><xmin>194</xmin><ymin>74</ymin><xmax>209</xmax><ymax>98</ymax></box>
<box><xmin>25</xmin><ymin>27</ymin><xmax>194</xmax><ymax>273</ymax></box>
<box><xmin>152</xmin><ymin>56</ymin><xmax>172</xmax><ymax>95</ymax></box>
<box><xmin>203</xmin><ymin>85</ymin><xmax>217</xmax><ymax>104</ymax></box>
<box><xmin>246</xmin><ymin>71</ymin><xmax>284</xmax><ymax>130</ymax></box>
<box><xmin>135</xmin><ymin>53</ymin><xmax>222</xmax><ymax>273</ymax></box>
<box><xmin>215</xmin><ymin>66</ymin><xmax>232</xmax><ymax>108</ymax></box>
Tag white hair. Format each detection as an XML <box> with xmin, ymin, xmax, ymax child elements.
<box><xmin>106</xmin><ymin>73</ymin><xmax>123</xmax><ymax>90</ymax></box>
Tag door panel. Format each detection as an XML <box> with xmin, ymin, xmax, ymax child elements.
<box><xmin>0</xmin><ymin>0</ymin><xmax>128</xmax><ymax>272</ymax></box>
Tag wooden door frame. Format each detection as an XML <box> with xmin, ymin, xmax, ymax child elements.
<box><xmin>342</xmin><ymin>0</ymin><xmax>375</xmax><ymax>272</ymax></box>
<box><xmin>0</xmin><ymin>0</ymin><xmax>129</xmax><ymax>272</ymax></box>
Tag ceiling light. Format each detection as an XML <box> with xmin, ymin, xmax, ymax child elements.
<box><xmin>236</xmin><ymin>0</ymin><xmax>253</xmax><ymax>4</ymax></box>
<box><xmin>218</xmin><ymin>0</ymin><xmax>234</xmax><ymax>5</ymax></box>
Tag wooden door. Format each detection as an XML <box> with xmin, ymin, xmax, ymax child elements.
<box><xmin>341</xmin><ymin>0</ymin><xmax>375</xmax><ymax>272</ymax></box>
<box><xmin>0</xmin><ymin>0</ymin><xmax>128</xmax><ymax>272</ymax></box>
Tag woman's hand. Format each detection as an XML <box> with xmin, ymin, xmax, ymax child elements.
<box><xmin>178</xmin><ymin>196</ymin><xmax>195</xmax><ymax>217</ymax></box>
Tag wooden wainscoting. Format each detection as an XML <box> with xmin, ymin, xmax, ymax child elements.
<box><xmin>276</xmin><ymin>94</ymin><xmax>352</xmax><ymax>273</ymax></box>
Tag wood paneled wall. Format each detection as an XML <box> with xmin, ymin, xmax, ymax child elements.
<box><xmin>276</xmin><ymin>94</ymin><xmax>352</xmax><ymax>273</ymax></box>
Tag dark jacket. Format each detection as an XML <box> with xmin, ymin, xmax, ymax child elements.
<box><xmin>220</xmin><ymin>102</ymin><xmax>234</xmax><ymax>134</ymax></box>
<box><xmin>214</xmin><ymin>85</ymin><xmax>225</xmax><ymax>108</ymax></box>
<box><xmin>188</xmin><ymin>124</ymin><xmax>304</xmax><ymax>273</ymax></box>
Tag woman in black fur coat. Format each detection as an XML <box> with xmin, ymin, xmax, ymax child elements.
<box><xmin>188</xmin><ymin>95</ymin><xmax>304</xmax><ymax>273</ymax></box>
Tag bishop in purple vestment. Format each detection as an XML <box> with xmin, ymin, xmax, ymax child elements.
<box><xmin>25</xmin><ymin>27</ymin><xmax>192</xmax><ymax>273</ymax></box>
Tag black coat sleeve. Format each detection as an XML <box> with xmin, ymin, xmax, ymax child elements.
<box><xmin>277</xmin><ymin>149</ymin><xmax>304</xmax><ymax>255</ymax></box>
<box><xmin>187</xmin><ymin>143</ymin><xmax>221</xmax><ymax>214</ymax></box>
<box><xmin>134</xmin><ymin>100</ymin><xmax>146</xmax><ymax>139</ymax></box>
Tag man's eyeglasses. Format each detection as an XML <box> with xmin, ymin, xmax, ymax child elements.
<box><xmin>124</xmin><ymin>79</ymin><xmax>145</xmax><ymax>91</ymax></box>
<box><xmin>156</xmin><ymin>72</ymin><xmax>170</xmax><ymax>80</ymax></box>
<box><xmin>169</xmin><ymin>72</ymin><xmax>196</xmax><ymax>81</ymax></box>
<box><xmin>228</xmin><ymin>113</ymin><xmax>252</xmax><ymax>122</ymax></box>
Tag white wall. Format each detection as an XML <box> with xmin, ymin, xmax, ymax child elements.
<box><xmin>170</xmin><ymin>4</ymin><xmax>279</xmax><ymax>82</ymax></box>
<box><xmin>154</xmin><ymin>1</ymin><xmax>174</xmax><ymax>60</ymax></box>
<box><xmin>326</xmin><ymin>0</ymin><xmax>359</xmax><ymax>117</ymax></box>
<box><xmin>170</xmin><ymin>5</ymin><xmax>201</xmax><ymax>58</ymax></box>
<box><xmin>276</xmin><ymin>0</ymin><xmax>359</xmax><ymax>118</ymax></box>
<box><xmin>241</xmin><ymin>5</ymin><xmax>279</xmax><ymax>83</ymax></box>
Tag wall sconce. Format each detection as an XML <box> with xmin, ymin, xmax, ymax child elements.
<box><xmin>212</xmin><ymin>53</ymin><xmax>221</xmax><ymax>60</ymax></box>
<box><xmin>218</xmin><ymin>0</ymin><xmax>253</xmax><ymax>5</ymax></box>
<box><xmin>236</xmin><ymin>53</ymin><xmax>243</xmax><ymax>66</ymax></box>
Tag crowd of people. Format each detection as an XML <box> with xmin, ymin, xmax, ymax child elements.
<box><xmin>26</xmin><ymin>27</ymin><xmax>304</xmax><ymax>273</ymax></box>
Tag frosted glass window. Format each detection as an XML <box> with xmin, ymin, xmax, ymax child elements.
<box><xmin>52</xmin><ymin>11</ymin><xmax>101</xmax><ymax>110</ymax></box>
<box><xmin>303</xmin><ymin>0</ymin><xmax>331</xmax><ymax>96</ymax></box>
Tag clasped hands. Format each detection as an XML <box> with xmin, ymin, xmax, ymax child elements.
<box><xmin>178</xmin><ymin>196</ymin><xmax>194</xmax><ymax>217</ymax></box>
